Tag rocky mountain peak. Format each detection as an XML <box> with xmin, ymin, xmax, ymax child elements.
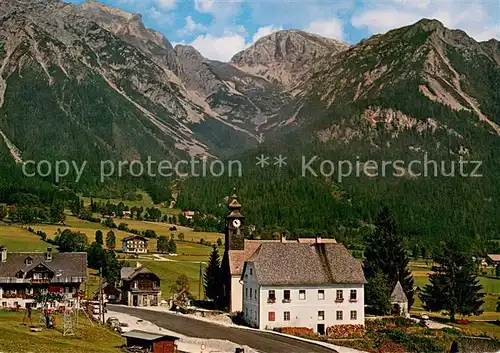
<box><xmin>78</xmin><ymin>0</ymin><xmax>172</xmax><ymax>51</ymax></box>
<box><xmin>230</xmin><ymin>29</ymin><xmax>349</xmax><ymax>87</ymax></box>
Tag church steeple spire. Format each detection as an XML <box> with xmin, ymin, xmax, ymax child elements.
<box><xmin>228</xmin><ymin>185</ymin><xmax>242</xmax><ymax>211</ymax></box>
<box><xmin>225</xmin><ymin>186</ymin><xmax>244</xmax><ymax>251</ymax></box>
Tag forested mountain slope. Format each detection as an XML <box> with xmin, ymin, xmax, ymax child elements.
<box><xmin>177</xmin><ymin>20</ymin><xmax>500</xmax><ymax>248</ymax></box>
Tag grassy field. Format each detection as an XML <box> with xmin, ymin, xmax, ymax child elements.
<box><xmin>410</xmin><ymin>260</ymin><xmax>500</xmax><ymax>320</ymax></box>
<box><xmin>0</xmin><ymin>225</ymin><xmax>52</xmax><ymax>252</ymax></box>
<box><xmin>79</xmin><ymin>191</ymin><xmax>182</xmax><ymax>215</ymax></box>
<box><xmin>29</xmin><ymin>216</ymin><xmax>221</xmax><ymax>256</ymax></box>
<box><xmin>0</xmin><ymin>311</ymin><xmax>124</xmax><ymax>353</ymax></box>
<box><xmin>138</xmin><ymin>260</ymin><xmax>207</xmax><ymax>300</ymax></box>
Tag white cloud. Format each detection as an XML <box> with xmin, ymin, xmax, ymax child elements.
<box><xmin>351</xmin><ymin>0</ymin><xmax>500</xmax><ymax>41</ymax></box>
<box><xmin>181</xmin><ymin>25</ymin><xmax>285</xmax><ymax>62</ymax></box>
<box><xmin>251</xmin><ymin>25</ymin><xmax>283</xmax><ymax>43</ymax></box>
<box><xmin>177</xmin><ymin>16</ymin><xmax>207</xmax><ymax>36</ymax></box>
<box><xmin>147</xmin><ymin>6</ymin><xmax>174</xmax><ymax>25</ymax></box>
<box><xmin>194</xmin><ymin>0</ymin><xmax>215</xmax><ymax>13</ymax></box>
<box><xmin>156</xmin><ymin>0</ymin><xmax>176</xmax><ymax>10</ymax></box>
<box><xmin>188</xmin><ymin>32</ymin><xmax>247</xmax><ymax>61</ymax></box>
<box><xmin>305</xmin><ymin>18</ymin><xmax>344</xmax><ymax>40</ymax></box>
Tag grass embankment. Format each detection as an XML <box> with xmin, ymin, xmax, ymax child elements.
<box><xmin>0</xmin><ymin>225</ymin><xmax>51</xmax><ymax>252</ymax></box>
<box><xmin>0</xmin><ymin>310</ymin><xmax>124</xmax><ymax>353</ymax></box>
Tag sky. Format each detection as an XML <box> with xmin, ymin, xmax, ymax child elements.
<box><xmin>67</xmin><ymin>0</ymin><xmax>500</xmax><ymax>61</ymax></box>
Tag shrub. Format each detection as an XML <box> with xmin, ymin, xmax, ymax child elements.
<box><xmin>275</xmin><ymin>327</ymin><xmax>315</xmax><ymax>337</ymax></box>
<box><xmin>441</xmin><ymin>327</ymin><xmax>461</xmax><ymax>336</ymax></box>
<box><xmin>326</xmin><ymin>324</ymin><xmax>365</xmax><ymax>338</ymax></box>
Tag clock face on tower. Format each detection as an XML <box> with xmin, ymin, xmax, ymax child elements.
<box><xmin>232</xmin><ymin>219</ymin><xmax>241</xmax><ymax>228</ymax></box>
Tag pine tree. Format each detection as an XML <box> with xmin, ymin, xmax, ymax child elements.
<box><xmin>364</xmin><ymin>205</ymin><xmax>415</xmax><ymax>308</ymax></box>
<box><xmin>204</xmin><ymin>245</ymin><xmax>222</xmax><ymax>302</ymax></box>
<box><xmin>365</xmin><ymin>271</ymin><xmax>392</xmax><ymax>315</ymax></box>
<box><xmin>106</xmin><ymin>230</ymin><xmax>116</xmax><ymax>250</ymax></box>
<box><xmin>95</xmin><ymin>230</ymin><xmax>103</xmax><ymax>245</ymax></box>
<box><xmin>420</xmin><ymin>238</ymin><xmax>485</xmax><ymax>321</ymax></box>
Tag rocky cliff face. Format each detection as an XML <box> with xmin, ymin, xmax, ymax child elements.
<box><xmin>231</xmin><ymin>29</ymin><xmax>349</xmax><ymax>88</ymax></box>
<box><xmin>0</xmin><ymin>1</ymin><xmax>498</xmax><ymax>165</ymax></box>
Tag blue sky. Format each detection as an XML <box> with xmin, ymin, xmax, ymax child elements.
<box><xmin>68</xmin><ymin>0</ymin><xmax>500</xmax><ymax>61</ymax></box>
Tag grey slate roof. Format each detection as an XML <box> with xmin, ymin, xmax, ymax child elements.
<box><xmin>242</xmin><ymin>243</ymin><xmax>365</xmax><ymax>285</ymax></box>
<box><xmin>120</xmin><ymin>266</ymin><xmax>158</xmax><ymax>281</ymax></box>
<box><xmin>390</xmin><ymin>281</ymin><xmax>408</xmax><ymax>303</ymax></box>
<box><xmin>122</xmin><ymin>235</ymin><xmax>148</xmax><ymax>242</ymax></box>
<box><xmin>0</xmin><ymin>251</ymin><xmax>87</xmax><ymax>280</ymax></box>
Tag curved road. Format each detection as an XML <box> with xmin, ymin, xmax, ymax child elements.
<box><xmin>109</xmin><ymin>305</ymin><xmax>336</xmax><ymax>353</ymax></box>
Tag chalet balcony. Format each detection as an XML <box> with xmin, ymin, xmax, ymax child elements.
<box><xmin>267</xmin><ymin>298</ymin><xmax>276</xmax><ymax>304</ymax></box>
<box><xmin>0</xmin><ymin>277</ymin><xmax>86</xmax><ymax>284</ymax></box>
<box><xmin>335</xmin><ymin>298</ymin><xmax>344</xmax><ymax>303</ymax></box>
<box><xmin>282</xmin><ymin>298</ymin><xmax>291</xmax><ymax>303</ymax></box>
<box><xmin>2</xmin><ymin>293</ymin><xmax>34</xmax><ymax>299</ymax></box>
<box><xmin>349</xmin><ymin>298</ymin><xmax>358</xmax><ymax>303</ymax></box>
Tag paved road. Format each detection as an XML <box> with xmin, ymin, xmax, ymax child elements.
<box><xmin>108</xmin><ymin>305</ymin><xmax>336</xmax><ymax>353</ymax></box>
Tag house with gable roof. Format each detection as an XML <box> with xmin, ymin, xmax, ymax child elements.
<box><xmin>220</xmin><ymin>188</ymin><xmax>338</xmax><ymax>313</ymax></box>
<box><xmin>120</xmin><ymin>263</ymin><xmax>161</xmax><ymax>307</ymax></box>
<box><xmin>240</xmin><ymin>242</ymin><xmax>365</xmax><ymax>333</ymax></box>
<box><xmin>0</xmin><ymin>246</ymin><xmax>87</xmax><ymax>309</ymax></box>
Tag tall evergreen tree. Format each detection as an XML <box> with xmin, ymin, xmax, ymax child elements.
<box><xmin>364</xmin><ymin>205</ymin><xmax>415</xmax><ymax>308</ymax></box>
<box><xmin>106</xmin><ymin>230</ymin><xmax>116</xmax><ymax>250</ymax></box>
<box><xmin>420</xmin><ymin>238</ymin><xmax>485</xmax><ymax>321</ymax></box>
<box><xmin>204</xmin><ymin>245</ymin><xmax>223</xmax><ymax>303</ymax></box>
<box><xmin>95</xmin><ymin>230</ymin><xmax>103</xmax><ymax>245</ymax></box>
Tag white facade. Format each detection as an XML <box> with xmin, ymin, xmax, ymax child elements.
<box><xmin>242</xmin><ymin>263</ymin><xmax>364</xmax><ymax>333</ymax></box>
<box><xmin>230</xmin><ymin>275</ymin><xmax>243</xmax><ymax>312</ymax></box>
<box><xmin>122</xmin><ymin>239</ymin><xmax>148</xmax><ymax>253</ymax></box>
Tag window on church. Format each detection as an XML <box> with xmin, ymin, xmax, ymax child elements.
<box><xmin>250</xmin><ymin>289</ymin><xmax>252</xmax><ymax>299</ymax></box>
<box><xmin>336</xmin><ymin>290</ymin><xmax>344</xmax><ymax>302</ymax></box>
<box><xmin>254</xmin><ymin>289</ymin><xmax>257</xmax><ymax>299</ymax></box>
<box><xmin>350</xmin><ymin>310</ymin><xmax>357</xmax><ymax>320</ymax></box>
<box><xmin>299</xmin><ymin>290</ymin><xmax>306</xmax><ymax>300</ymax></box>
<box><xmin>318</xmin><ymin>311</ymin><xmax>325</xmax><ymax>321</ymax></box>
<box><xmin>284</xmin><ymin>311</ymin><xmax>290</xmax><ymax>321</ymax></box>
<box><xmin>245</xmin><ymin>288</ymin><xmax>248</xmax><ymax>298</ymax></box>
<box><xmin>268</xmin><ymin>312</ymin><xmax>275</xmax><ymax>321</ymax></box>
<box><xmin>283</xmin><ymin>290</ymin><xmax>291</xmax><ymax>303</ymax></box>
<box><xmin>250</xmin><ymin>268</ymin><xmax>253</xmax><ymax>275</ymax></box>
<box><xmin>268</xmin><ymin>290</ymin><xmax>275</xmax><ymax>303</ymax></box>
<box><xmin>318</xmin><ymin>290</ymin><xmax>325</xmax><ymax>300</ymax></box>
<box><xmin>350</xmin><ymin>290</ymin><xmax>357</xmax><ymax>302</ymax></box>
<box><xmin>336</xmin><ymin>311</ymin><xmax>343</xmax><ymax>320</ymax></box>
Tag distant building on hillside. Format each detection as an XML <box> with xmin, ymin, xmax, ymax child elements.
<box><xmin>122</xmin><ymin>235</ymin><xmax>148</xmax><ymax>254</ymax></box>
<box><xmin>240</xmin><ymin>242</ymin><xmax>365</xmax><ymax>333</ymax></box>
<box><xmin>0</xmin><ymin>246</ymin><xmax>87</xmax><ymax>309</ymax></box>
<box><xmin>487</xmin><ymin>254</ymin><xmax>500</xmax><ymax>266</ymax></box>
<box><xmin>120</xmin><ymin>264</ymin><xmax>161</xmax><ymax>307</ymax></box>
<box><xmin>123</xmin><ymin>211</ymin><xmax>132</xmax><ymax>219</ymax></box>
<box><xmin>182</xmin><ymin>210</ymin><xmax>196</xmax><ymax>219</ymax></box>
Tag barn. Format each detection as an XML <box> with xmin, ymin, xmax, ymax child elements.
<box><xmin>122</xmin><ymin>330</ymin><xmax>179</xmax><ymax>353</ymax></box>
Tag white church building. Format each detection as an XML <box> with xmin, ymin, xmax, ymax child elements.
<box><xmin>241</xmin><ymin>242</ymin><xmax>365</xmax><ymax>334</ymax></box>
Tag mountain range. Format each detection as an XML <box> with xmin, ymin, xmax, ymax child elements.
<box><xmin>0</xmin><ymin>0</ymin><xmax>499</xmax><ymax>247</ymax></box>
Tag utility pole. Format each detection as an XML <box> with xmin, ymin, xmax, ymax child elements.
<box><xmin>198</xmin><ymin>262</ymin><xmax>202</xmax><ymax>300</ymax></box>
<box><xmin>99</xmin><ymin>267</ymin><xmax>104</xmax><ymax>325</ymax></box>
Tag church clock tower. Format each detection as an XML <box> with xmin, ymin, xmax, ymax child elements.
<box><xmin>225</xmin><ymin>187</ymin><xmax>245</xmax><ymax>251</ymax></box>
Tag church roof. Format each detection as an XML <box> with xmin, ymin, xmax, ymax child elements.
<box><xmin>228</xmin><ymin>238</ymin><xmax>338</xmax><ymax>276</ymax></box>
<box><xmin>390</xmin><ymin>281</ymin><xmax>408</xmax><ymax>303</ymax></box>
<box><xmin>241</xmin><ymin>242</ymin><xmax>365</xmax><ymax>285</ymax></box>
